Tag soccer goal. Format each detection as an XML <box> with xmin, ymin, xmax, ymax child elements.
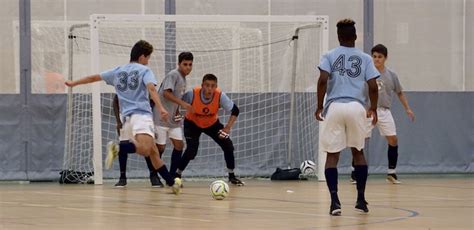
<box><xmin>63</xmin><ymin>14</ymin><xmax>328</xmax><ymax>184</ymax></box>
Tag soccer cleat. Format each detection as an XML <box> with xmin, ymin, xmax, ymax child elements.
<box><xmin>350</xmin><ymin>171</ymin><xmax>357</xmax><ymax>184</ymax></box>
<box><xmin>171</xmin><ymin>177</ymin><xmax>182</xmax><ymax>195</ymax></box>
<box><xmin>355</xmin><ymin>200</ymin><xmax>369</xmax><ymax>213</ymax></box>
<box><xmin>174</xmin><ymin>172</ymin><xmax>184</xmax><ymax>188</ymax></box>
<box><xmin>229</xmin><ymin>176</ymin><xmax>245</xmax><ymax>186</ymax></box>
<box><xmin>114</xmin><ymin>178</ymin><xmax>127</xmax><ymax>187</ymax></box>
<box><xmin>329</xmin><ymin>201</ymin><xmax>342</xmax><ymax>216</ymax></box>
<box><xmin>105</xmin><ymin>141</ymin><xmax>119</xmax><ymax>170</ymax></box>
<box><xmin>149</xmin><ymin>174</ymin><xmax>164</xmax><ymax>188</ymax></box>
<box><xmin>386</xmin><ymin>173</ymin><xmax>401</xmax><ymax>184</ymax></box>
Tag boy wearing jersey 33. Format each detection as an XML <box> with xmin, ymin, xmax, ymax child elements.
<box><xmin>112</xmin><ymin>96</ymin><xmax>164</xmax><ymax>188</ymax></box>
<box><xmin>176</xmin><ymin>74</ymin><xmax>244</xmax><ymax>186</ymax></box>
<box><xmin>315</xmin><ymin>19</ymin><xmax>379</xmax><ymax>215</ymax></box>
<box><xmin>65</xmin><ymin>40</ymin><xmax>182</xmax><ymax>194</ymax></box>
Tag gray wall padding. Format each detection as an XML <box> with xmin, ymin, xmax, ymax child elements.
<box><xmin>0</xmin><ymin>95</ymin><xmax>27</xmax><ymax>180</ymax></box>
<box><xmin>336</xmin><ymin>92</ymin><xmax>474</xmax><ymax>174</ymax></box>
<box><xmin>28</xmin><ymin>95</ymin><xmax>67</xmax><ymax>180</ymax></box>
<box><xmin>0</xmin><ymin>92</ymin><xmax>472</xmax><ymax>181</ymax></box>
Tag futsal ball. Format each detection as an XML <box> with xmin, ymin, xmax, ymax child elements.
<box><xmin>300</xmin><ymin>160</ymin><xmax>316</xmax><ymax>176</ymax></box>
<box><xmin>210</xmin><ymin>180</ymin><xmax>230</xmax><ymax>200</ymax></box>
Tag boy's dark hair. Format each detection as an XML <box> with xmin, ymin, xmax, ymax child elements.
<box><xmin>202</xmin><ymin>73</ymin><xmax>217</xmax><ymax>83</ymax></box>
<box><xmin>130</xmin><ymin>40</ymin><xmax>153</xmax><ymax>62</ymax></box>
<box><xmin>178</xmin><ymin>52</ymin><xmax>194</xmax><ymax>63</ymax></box>
<box><xmin>371</xmin><ymin>44</ymin><xmax>388</xmax><ymax>57</ymax></box>
<box><xmin>336</xmin><ymin>19</ymin><xmax>357</xmax><ymax>42</ymax></box>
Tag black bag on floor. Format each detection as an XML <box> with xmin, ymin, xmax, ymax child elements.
<box><xmin>271</xmin><ymin>167</ymin><xmax>301</xmax><ymax>180</ymax></box>
<box><xmin>59</xmin><ymin>170</ymin><xmax>94</xmax><ymax>184</ymax></box>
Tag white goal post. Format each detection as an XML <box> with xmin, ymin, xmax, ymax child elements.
<box><xmin>66</xmin><ymin>14</ymin><xmax>329</xmax><ymax>184</ymax></box>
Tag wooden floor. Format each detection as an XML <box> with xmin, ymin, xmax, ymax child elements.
<box><xmin>0</xmin><ymin>176</ymin><xmax>472</xmax><ymax>230</ymax></box>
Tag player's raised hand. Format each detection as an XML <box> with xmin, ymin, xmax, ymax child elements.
<box><xmin>367</xmin><ymin>108</ymin><xmax>378</xmax><ymax>125</ymax></box>
<box><xmin>65</xmin><ymin>80</ymin><xmax>76</xmax><ymax>87</ymax></box>
<box><xmin>315</xmin><ymin>108</ymin><xmax>324</xmax><ymax>121</ymax></box>
<box><xmin>406</xmin><ymin>109</ymin><xmax>415</xmax><ymax>122</ymax></box>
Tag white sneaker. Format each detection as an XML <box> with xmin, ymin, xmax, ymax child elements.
<box><xmin>386</xmin><ymin>173</ymin><xmax>401</xmax><ymax>184</ymax></box>
<box><xmin>171</xmin><ymin>177</ymin><xmax>182</xmax><ymax>195</ymax></box>
<box><xmin>105</xmin><ymin>141</ymin><xmax>119</xmax><ymax>170</ymax></box>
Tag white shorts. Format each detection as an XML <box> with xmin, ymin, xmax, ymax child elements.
<box><xmin>366</xmin><ymin>107</ymin><xmax>397</xmax><ymax>137</ymax></box>
<box><xmin>119</xmin><ymin>114</ymin><xmax>155</xmax><ymax>141</ymax></box>
<box><xmin>155</xmin><ymin>125</ymin><xmax>183</xmax><ymax>145</ymax></box>
<box><xmin>320</xmin><ymin>102</ymin><xmax>367</xmax><ymax>153</ymax></box>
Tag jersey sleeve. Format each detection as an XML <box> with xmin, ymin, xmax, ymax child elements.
<box><xmin>100</xmin><ymin>66</ymin><xmax>120</xmax><ymax>85</ymax></box>
<box><xmin>182</xmin><ymin>90</ymin><xmax>193</xmax><ymax>104</ymax></box>
<box><xmin>219</xmin><ymin>92</ymin><xmax>235</xmax><ymax>112</ymax></box>
<box><xmin>143</xmin><ymin>68</ymin><xmax>158</xmax><ymax>86</ymax></box>
<box><xmin>318</xmin><ymin>53</ymin><xmax>331</xmax><ymax>73</ymax></box>
<box><xmin>364</xmin><ymin>57</ymin><xmax>380</xmax><ymax>81</ymax></box>
<box><xmin>161</xmin><ymin>72</ymin><xmax>178</xmax><ymax>91</ymax></box>
<box><xmin>392</xmin><ymin>72</ymin><xmax>403</xmax><ymax>93</ymax></box>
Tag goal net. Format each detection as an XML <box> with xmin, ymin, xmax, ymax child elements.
<box><xmin>63</xmin><ymin>14</ymin><xmax>328</xmax><ymax>184</ymax></box>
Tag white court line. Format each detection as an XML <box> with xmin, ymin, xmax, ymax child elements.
<box><xmin>366</xmin><ymin>191</ymin><xmax>469</xmax><ymax>201</ymax></box>
<box><xmin>0</xmin><ymin>200</ymin><xmax>211</xmax><ymax>223</ymax></box>
<box><xmin>33</xmin><ymin>191</ymin><xmax>366</xmax><ymax>220</ymax></box>
<box><xmin>58</xmin><ymin>206</ymin><xmax>212</xmax><ymax>223</ymax></box>
<box><xmin>30</xmin><ymin>191</ymin><xmax>211</xmax><ymax>223</ymax></box>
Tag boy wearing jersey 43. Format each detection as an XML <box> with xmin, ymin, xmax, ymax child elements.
<box><xmin>176</xmin><ymin>74</ymin><xmax>244</xmax><ymax>186</ymax></box>
<box><xmin>315</xmin><ymin>19</ymin><xmax>379</xmax><ymax>215</ymax></box>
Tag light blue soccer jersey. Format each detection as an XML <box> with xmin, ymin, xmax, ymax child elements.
<box><xmin>101</xmin><ymin>63</ymin><xmax>157</xmax><ymax>116</ymax></box>
<box><xmin>318</xmin><ymin>46</ymin><xmax>379</xmax><ymax>114</ymax></box>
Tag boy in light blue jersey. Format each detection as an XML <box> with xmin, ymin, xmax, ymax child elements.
<box><xmin>315</xmin><ymin>19</ymin><xmax>379</xmax><ymax>215</ymax></box>
<box><xmin>112</xmin><ymin>52</ymin><xmax>194</xmax><ymax>188</ymax></box>
<box><xmin>65</xmin><ymin>40</ymin><xmax>182</xmax><ymax>194</ymax></box>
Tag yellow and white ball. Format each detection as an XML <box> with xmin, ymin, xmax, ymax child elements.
<box><xmin>210</xmin><ymin>180</ymin><xmax>230</xmax><ymax>200</ymax></box>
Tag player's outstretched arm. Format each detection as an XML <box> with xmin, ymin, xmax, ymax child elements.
<box><xmin>315</xmin><ymin>70</ymin><xmax>329</xmax><ymax>121</ymax></box>
<box><xmin>163</xmin><ymin>90</ymin><xmax>194</xmax><ymax>113</ymax></box>
<box><xmin>221</xmin><ymin>104</ymin><xmax>239</xmax><ymax>136</ymax></box>
<box><xmin>147</xmin><ymin>83</ymin><xmax>169</xmax><ymax>121</ymax></box>
<box><xmin>367</xmin><ymin>78</ymin><xmax>379</xmax><ymax>125</ymax></box>
<box><xmin>64</xmin><ymin>74</ymin><xmax>101</xmax><ymax>87</ymax></box>
<box><xmin>397</xmin><ymin>92</ymin><xmax>415</xmax><ymax>122</ymax></box>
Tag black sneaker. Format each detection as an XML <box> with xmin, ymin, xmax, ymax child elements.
<box><xmin>229</xmin><ymin>176</ymin><xmax>245</xmax><ymax>186</ymax></box>
<box><xmin>387</xmin><ymin>173</ymin><xmax>401</xmax><ymax>184</ymax></box>
<box><xmin>330</xmin><ymin>201</ymin><xmax>342</xmax><ymax>216</ymax></box>
<box><xmin>114</xmin><ymin>178</ymin><xmax>127</xmax><ymax>187</ymax></box>
<box><xmin>355</xmin><ymin>200</ymin><xmax>369</xmax><ymax>213</ymax></box>
<box><xmin>350</xmin><ymin>171</ymin><xmax>357</xmax><ymax>184</ymax></box>
<box><xmin>149</xmin><ymin>174</ymin><xmax>164</xmax><ymax>188</ymax></box>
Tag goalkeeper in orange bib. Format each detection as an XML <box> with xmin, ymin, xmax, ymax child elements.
<box><xmin>175</xmin><ymin>74</ymin><xmax>244</xmax><ymax>186</ymax></box>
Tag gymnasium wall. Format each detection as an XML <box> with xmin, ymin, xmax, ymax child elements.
<box><xmin>0</xmin><ymin>0</ymin><xmax>472</xmax><ymax>180</ymax></box>
<box><xmin>0</xmin><ymin>92</ymin><xmax>472</xmax><ymax>180</ymax></box>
